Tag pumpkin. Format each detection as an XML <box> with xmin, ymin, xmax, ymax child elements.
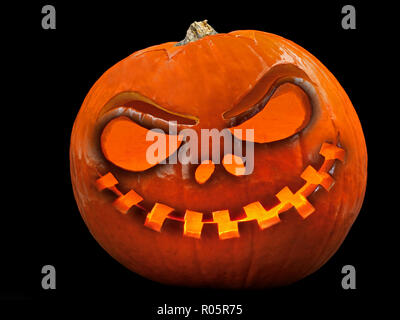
<box><xmin>70</xmin><ymin>21</ymin><xmax>367</xmax><ymax>288</ymax></box>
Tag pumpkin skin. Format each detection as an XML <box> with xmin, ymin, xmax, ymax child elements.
<box><xmin>70</xmin><ymin>26</ymin><xmax>367</xmax><ymax>288</ymax></box>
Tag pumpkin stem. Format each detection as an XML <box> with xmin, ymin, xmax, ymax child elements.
<box><xmin>175</xmin><ymin>20</ymin><xmax>218</xmax><ymax>46</ymax></box>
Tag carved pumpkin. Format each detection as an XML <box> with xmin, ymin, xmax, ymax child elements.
<box><xmin>70</xmin><ymin>21</ymin><xmax>367</xmax><ymax>288</ymax></box>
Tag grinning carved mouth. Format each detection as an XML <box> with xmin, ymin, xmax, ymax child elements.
<box><xmin>95</xmin><ymin>142</ymin><xmax>345</xmax><ymax>240</ymax></box>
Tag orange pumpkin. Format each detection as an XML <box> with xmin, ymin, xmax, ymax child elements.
<box><xmin>70</xmin><ymin>21</ymin><xmax>367</xmax><ymax>288</ymax></box>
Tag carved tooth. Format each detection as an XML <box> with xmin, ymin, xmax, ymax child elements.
<box><xmin>144</xmin><ymin>203</ymin><xmax>174</xmax><ymax>232</ymax></box>
<box><xmin>243</xmin><ymin>201</ymin><xmax>281</xmax><ymax>230</ymax></box>
<box><xmin>212</xmin><ymin>210</ymin><xmax>239</xmax><ymax>240</ymax></box>
<box><xmin>301</xmin><ymin>165</ymin><xmax>335</xmax><ymax>191</ymax></box>
<box><xmin>319</xmin><ymin>143</ymin><xmax>345</xmax><ymax>161</ymax></box>
<box><xmin>184</xmin><ymin>210</ymin><xmax>204</xmax><ymax>239</ymax></box>
<box><xmin>113</xmin><ymin>189</ymin><xmax>143</xmax><ymax>214</ymax></box>
<box><xmin>96</xmin><ymin>172</ymin><xmax>118</xmax><ymax>191</ymax></box>
<box><xmin>276</xmin><ymin>187</ymin><xmax>315</xmax><ymax>219</ymax></box>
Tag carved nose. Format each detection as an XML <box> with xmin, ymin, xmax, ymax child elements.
<box><xmin>222</xmin><ymin>154</ymin><xmax>246</xmax><ymax>176</ymax></box>
<box><xmin>195</xmin><ymin>160</ymin><xmax>215</xmax><ymax>184</ymax></box>
<box><xmin>194</xmin><ymin>155</ymin><xmax>246</xmax><ymax>184</ymax></box>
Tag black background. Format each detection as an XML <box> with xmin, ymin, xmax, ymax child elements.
<box><xmin>1</xmin><ymin>0</ymin><xmax>391</xmax><ymax>316</ymax></box>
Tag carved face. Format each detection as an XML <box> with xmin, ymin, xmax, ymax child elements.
<box><xmin>70</xmin><ymin>26</ymin><xmax>367</xmax><ymax>288</ymax></box>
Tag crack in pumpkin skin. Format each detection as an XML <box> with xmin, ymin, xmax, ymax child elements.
<box><xmin>95</xmin><ymin>142</ymin><xmax>345</xmax><ymax>240</ymax></box>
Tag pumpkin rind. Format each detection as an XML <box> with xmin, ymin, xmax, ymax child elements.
<box><xmin>70</xmin><ymin>26</ymin><xmax>367</xmax><ymax>288</ymax></box>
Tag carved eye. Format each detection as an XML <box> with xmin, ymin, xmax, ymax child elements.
<box><xmin>227</xmin><ymin>82</ymin><xmax>312</xmax><ymax>143</ymax></box>
<box><xmin>100</xmin><ymin>95</ymin><xmax>197</xmax><ymax>172</ymax></box>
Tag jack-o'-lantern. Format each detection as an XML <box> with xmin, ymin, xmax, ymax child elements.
<box><xmin>70</xmin><ymin>21</ymin><xmax>367</xmax><ymax>288</ymax></box>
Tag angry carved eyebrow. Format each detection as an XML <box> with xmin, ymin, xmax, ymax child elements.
<box><xmin>223</xmin><ymin>63</ymin><xmax>316</xmax><ymax>127</ymax></box>
<box><xmin>98</xmin><ymin>91</ymin><xmax>198</xmax><ymax>134</ymax></box>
